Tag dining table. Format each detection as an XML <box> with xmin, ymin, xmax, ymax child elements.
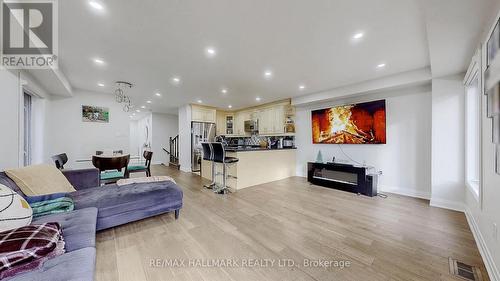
<box><xmin>76</xmin><ymin>154</ymin><xmax>141</xmax><ymax>163</ymax></box>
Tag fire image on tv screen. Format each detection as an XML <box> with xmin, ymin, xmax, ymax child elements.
<box><xmin>312</xmin><ymin>99</ymin><xmax>386</xmax><ymax>144</ymax></box>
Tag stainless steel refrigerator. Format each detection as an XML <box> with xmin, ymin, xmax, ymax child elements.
<box><xmin>191</xmin><ymin>122</ymin><xmax>216</xmax><ymax>172</ymax></box>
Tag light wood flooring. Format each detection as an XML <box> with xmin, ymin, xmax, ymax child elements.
<box><xmin>95</xmin><ymin>165</ymin><xmax>488</xmax><ymax>281</ymax></box>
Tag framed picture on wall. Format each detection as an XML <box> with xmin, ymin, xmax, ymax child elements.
<box><xmin>487</xmin><ymin>20</ymin><xmax>499</xmax><ymax>67</ymax></box>
<box><xmin>82</xmin><ymin>105</ymin><xmax>109</xmax><ymax>123</ymax></box>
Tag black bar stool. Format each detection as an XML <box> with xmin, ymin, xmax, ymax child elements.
<box><xmin>201</xmin><ymin>142</ymin><xmax>215</xmax><ymax>189</ymax></box>
<box><xmin>211</xmin><ymin>142</ymin><xmax>239</xmax><ymax>194</ymax></box>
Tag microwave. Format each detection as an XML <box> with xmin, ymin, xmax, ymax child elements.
<box><xmin>244</xmin><ymin>120</ymin><xmax>259</xmax><ymax>132</ymax></box>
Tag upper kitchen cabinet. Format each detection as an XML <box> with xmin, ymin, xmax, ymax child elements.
<box><xmin>257</xmin><ymin>105</ymin><xmax>286</xmax><ymax>135</ymax></box>
<box><xmin>192</xmin><ymin>105</ymin><xmax>216</xmax><ymax>123</ymax></box>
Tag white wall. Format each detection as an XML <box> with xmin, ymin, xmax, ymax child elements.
<box><xmin>44</xmin><ymin>90</ymin><xmax>131</xmax><ymax>168</ymax></box>
<box><xmin>152</xmin><ymin>113</ymin><xmax>178</xmax><ymax>165</ymax></box>
<box><xmin>295</xmin><ymin>85</ymin><xmax>432</xmax><ymax>199</ymax></box>
<box><xmin>430</xmin><ymin>74</ymin><xmax>466</xmax><ymax>211</ymax></box>
<box><xmin>464</xmin><ymin>10</ymin><xmax>500</xmax><ymax>280</ymax></box>
<box><xmin>178</xmin><ymin>105</ymin><xmax>192</xmax><ymax>172</ymax></box>
<box><xmin>0</xmin><ymin>70</ymin><xmax>21</xmax><ymax>170</ymax></box>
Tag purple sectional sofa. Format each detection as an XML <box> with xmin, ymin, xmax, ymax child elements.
<box><xmin>0</xmin><ymin>168</ymin><xmax>183</xmax><ymax>281</ymax></box>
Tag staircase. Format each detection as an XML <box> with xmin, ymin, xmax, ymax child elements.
<box><xmin>163</xmin><ymin>135</ymin><xmax>180</xmax><ymax>169</ymax></box>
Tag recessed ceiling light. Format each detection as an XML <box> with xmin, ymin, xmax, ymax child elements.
<box><xmin>141</xmin><ymin>105</ymin><xmax>146</xmax><ymax>109</ymax></box>
<box><xmin>93</xmin><ymin>58</ymin><xmax>105</xmax><ymax>65</ymax></box>
<box><xmin>97</xmin><ymin>83</ymin><xmax>105</xmax><ymax>87</ymax></box>
<box><xmin>132</xmin><ymin>113</ymin><xmax>136</xmax><ymax>116</ymax></box>
<box><xmin>205</xmin><ymin>47</ymin><xmax>216</xmax><ymax>58</ymax></box>
<box><xmin>136</xmin><ymin>110</ymin><xmax>140</xmax><ymax>113</ymax></box>
<box><xmin>264</xmin><ymin>70</ymin><xmax>273</xmax><ymax>79</ymax></box>
<box><xmin>89</xmin><ymin>1</ymin><xmax>104</xmax><ymax>10</ymax></box>
<box><xmin>146</xmin><ymin>100</ymin><xmax>152</xmax><ymax>104</ymax></box>
<box><xmin>256</xmin><ymin>97</ymin><xmax>261</xmax><ymax>101</ymax></box>
<box><xmin>228</xmin><ymin>105</ymin><xmax>232</xmax><ymax>109</ymax></box>
<box><xmin>377</xmin><ymin>63</ymin><xmax>386</xmax><ymax>68</ymax></box>
<box><xmin>353</xmin><ymin>32</ymin><xmax>364</xmax><ymax>39</ymax></box>
<box><xmin>197</xmin><ymin>100</ymin><xmax>203</xmax><ymax>104</ymax></box>
<box><xmin>221</xmin><ymin>88</ymin><xmax>228</xmax><ymax>94</ymax></box>
<box><xmin>299</xmin><ymin>84</ymin><xmax>306</xmax><ymax>90</ymax></box>
<box><xmin>155</xmin><ymin>92</ymin><xmax>161</xmax><ymax>97</ymax></box>
<box><xmin>171</xmin><ymin>76</ymin><xmax>181</xmax><ymax>85</ymax></box>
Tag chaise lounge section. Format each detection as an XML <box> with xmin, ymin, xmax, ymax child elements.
<box><xmin>0</xmin><ymin>168</ymin><xmax>183</xmax><ymax>281</ymax></box>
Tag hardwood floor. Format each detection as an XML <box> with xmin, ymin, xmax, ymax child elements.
<box><xmin>95</xmin><ymin>165</ymin><xmax>488</xmax><ymax>281</ymax></box>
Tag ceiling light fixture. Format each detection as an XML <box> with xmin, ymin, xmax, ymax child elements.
<box><xmin>377</xmin><ymin>63</ymin><xmax>386</xmax><ymax>68</ymax></box>
<box><xmin>136</xmin><ymin>109</ymin><xmax>140</xmax><ymax>113</ymax></box>
<box><xmin>155</xmin><ymin>92</ymin><xmax>161</xmax><ymax>97</ymax></box>
<box><xmin>352</xmin><ymin>32</ymin><xmax>364</xmax><ymax>39</ymax></box>
<box><xmin>256</xmin><ymin>97</ymin><xmax>261</xmax><ymax>101</ymax></box>
<box><xmin>171</xmin><ymin>76</ymin><xmax>181</xmax><ymax>85</ymax></box>
<box><xmin>93</xmin><ymin>58</ymin><xmax>105</xmax><ymax>65</ymax></box>
<box><xmin>114</xmin><ymin>81</ymin><xmax>133</xmax><ymax>112</ymax></box>
<box><xmin>264</xmin><ymin>70</ymin><xmax>273</xmax><ymax>79</ymax></box>
<box><xmin>89</xmin><ymin>1</ymin><xmax>104</xmax><ymax>10</ymax></box>
<box><xmin>205</xmin><ymin>47</ymin><xmax>216</xmax><ymax>58</ymax></box>
<box><xmin>146</xmin><ymin>100</ymin><xmax>152</xmax><ymax>104</ymax></box>
<box><xmin>141</xmin><ymin>105</ymin><xmax>146</xmax><ymax>109</ymax></box>
<box><xmin>299</xmin><ymin>84</ymin><xmax>306</xmax><ymax>90</ymax></box>
<box><xmin>97</xmin><ymin>83</ymin><xmax>105</xmax><ymax>87</ymax></box>
<box><xmin>197</xmin><ymin>100</ymin><xmax>203</xmax><ymax>104</ymax></box>
<box><xmin>228</xmin><ymin>105</ymin><xmax>232</xmax><ymax>109</ymax></box>
<box><xmin>221</xmin><ymin>88</ymin><xmax>228</xmax><ymax>94</ymax></box>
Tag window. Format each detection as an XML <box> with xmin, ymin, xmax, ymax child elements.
<box><xmin>23</xmin><ymin>92</ymin><xmax>32</xmax><ymax>166</ymax></box>
<box><xmin>464</xmin><ymin>51</ymin><xmax>481</xmax><ymax>201</ymax></box>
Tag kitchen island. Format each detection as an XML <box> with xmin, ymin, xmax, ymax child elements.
<box><xmin>201</xmin><ymin>147</ymin><xmax>296</xmax><ymax>191</ymax></box>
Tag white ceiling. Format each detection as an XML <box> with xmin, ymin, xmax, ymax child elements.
<box><xmin>48</xmin><ymin>0</ymin><xmax>499</xmax><ymax>114</ymax></box>
<box><xmin>55</xmin><ymin>0</ymin><xmax>432</xmax><ymax>114</ymax></box>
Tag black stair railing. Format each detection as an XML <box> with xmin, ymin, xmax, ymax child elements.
<box><xmin>163</xmin><ymin>135</ymin><xmax>180</xmax><ymax>169</ymax></box>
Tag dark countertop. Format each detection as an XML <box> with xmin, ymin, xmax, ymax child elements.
<box><xmin>225</xmin><ymin>146</ymin><xmax>297</xmax><ymax>152</ymax></box>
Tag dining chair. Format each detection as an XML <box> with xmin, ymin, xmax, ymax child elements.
<box><xmin>113</xmin><ymin>150</ymin><xmax>123</xmax><ymax>155</ymax></box>
<box><xmin>92</xmin><ymin>154</ymin><xmax>130</xmax><ymax>185</ymax></box>
<box><xmin>51</xmin><ymin>153</ymin><xmax>68</xmax><ymax>170</ymax></box>
<box><xmin>127</xmin><ymin>150</ymin><xmax>153</xmax><ymax>177</ymax></box>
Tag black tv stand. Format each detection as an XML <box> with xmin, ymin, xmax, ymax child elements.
<box><xmin>307</xmin><ymin>162</ymin><xmax>378</xmax><ymax>197</ymax></box>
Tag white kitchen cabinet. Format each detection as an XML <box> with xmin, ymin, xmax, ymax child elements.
<box><xmin>273</xmin><ymin>105</ymin><xmax>285</xmax><ymax>134</ymax></box>
<box><xmin>192</xmin><ymin>106</ymin><xmax>216</xmax><ymax>123</ymax></box>
<box><xmin>257</xmin><ymin>105</ymin><xmax>285</xmax><ymax>135</ymax></box>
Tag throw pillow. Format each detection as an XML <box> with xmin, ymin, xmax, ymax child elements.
<box><xmin>0</xmin><ymin>184</ymin><xmax>32</xmax><ymax>232</ymax></box>
<box><xmin>116</xmin><ymin>176</ymin><xmax>177</xmax><ymax>186</ymax></box>
<box><xmin>5</xmin><ymin>164</ymin><xmax>76</xmax><ymax>196</ymax></box>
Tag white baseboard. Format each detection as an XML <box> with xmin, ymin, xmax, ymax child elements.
<box><xmin>379</xmin><ymin>185</ymin><xmax>431</xmax><ymax>200</ymax></box>
<box><xmin>429</xmin><ymin>198</ymin><xmax>464</xmax><ymax>212</ymax></box>
<box><xmin>465</xmin><ymin>207</ymin><xmax>500</xmax><ymax>281</ymax></box>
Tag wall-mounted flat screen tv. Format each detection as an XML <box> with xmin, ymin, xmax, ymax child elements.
<box><xmin>312</xmin><ymin>99</ymin><xmax>386</xmax><ymax>144</ymax></box>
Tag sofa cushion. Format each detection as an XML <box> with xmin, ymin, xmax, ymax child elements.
<box><xmin>5</xmin><ymin>165</ymin><xmax>76</xmax><ymax>196</ymax></box>
<box><xmin>72</xmin><ymin>181</ymin><xmax>183</xmax><ymax>229</ymax></box>
<box><xmin>0</xmin><ymin>172</ymin><xmax>23</xmax><ymax>195</ymax></box>
<box><xmin>5</xmin><ymin>247</ymin><xmax>96</xmax><ymax>281</ymax></box>
<box><xmin>32</xmin><ymin>208</ymin><xmax>97</xmax><ymax>252</ymax></box>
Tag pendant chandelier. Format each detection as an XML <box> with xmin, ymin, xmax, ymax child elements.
<box><xmin>114</xmin><ymin>81</ymin><xmax>133</xmax><ymax>112</ymax></box>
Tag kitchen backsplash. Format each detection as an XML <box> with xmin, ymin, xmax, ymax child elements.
<box><xmin>225</xmin><ymin>135</ymin><xmax>295</xmax><ymax>146</ymax></box>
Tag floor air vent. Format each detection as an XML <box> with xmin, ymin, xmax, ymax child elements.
<box><xmin>448</xmin><ymin>258</ymin><xmax>483</xmax><ymax>281</ymax></box>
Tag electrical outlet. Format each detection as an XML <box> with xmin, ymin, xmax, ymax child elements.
<box><xmin>494</xmin><ymin>223</ymin><xmax>498</xmax><ymax>241</ymax></box>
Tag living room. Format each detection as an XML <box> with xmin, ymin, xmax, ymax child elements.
<box><xmin>1</xmin><ymin>0</ymin><xmax>500</xmax><ymax>280</ymax></box>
